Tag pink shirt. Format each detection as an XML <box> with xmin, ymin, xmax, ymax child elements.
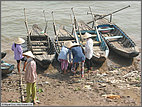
<box><xmin>25</xmin><ymin>58</ymin><xmax>37</xmax><ymax>83</ymax></box>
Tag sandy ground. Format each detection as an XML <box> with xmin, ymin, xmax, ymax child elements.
<box><xmin>1</xmin><ymin>51</ymin><xmax>141</xmax><ymax>106</ymax></box>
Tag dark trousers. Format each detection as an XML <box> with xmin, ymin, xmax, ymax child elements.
<box><xmin>85</xmin><ymin>58</ymin><xmax>93</xmax><ymax>70</ymax></box>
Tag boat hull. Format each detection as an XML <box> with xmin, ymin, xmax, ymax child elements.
<box><xmin>26</xmin><ymin>34</ymin><xmax>56</xmax><ymax>68</ymax></box>
<box><xmin>1</xmin><ymin>61</ymin><xmax>14</xmax><ymax>75</ymax></box>
<box><xmin>96</xmin><ymin>22</ymin><xmax>139</xmax><ymax>58</ymax></box>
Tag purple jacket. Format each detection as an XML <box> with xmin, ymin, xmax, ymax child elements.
<box><xmin>11</xmin><ymin>43</ymin><xmax>24</xmax><ymax>60</ymax></box>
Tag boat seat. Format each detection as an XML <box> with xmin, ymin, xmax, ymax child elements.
<box><xmin>82</xmin><ymin>41</ymin><xmax>100</xmax><ymax>46</ymax></box>
<box><xmin>31</xmin><ymin>41</ymin><xmax>47</xmax><ymax>43</ymax></box>
<box><xmin>32</xmin><ymin>48</ymin><xmax>47</xmax><ymax>52</ymax></box>
<box><xmin>105</xmin><ymin>36</ymin><xmax>123</xmax><ymax>40</ymax></box>
<box><xmin>98</xmin><ymin>27</ymin><xmax>114</xmax><ymax>31</ymax></box>
<box><xmin>32</xmin><ymin>46</ymin><xmax>47</xmax><ymax>49</ymax></box>
<box><xmin>33</xmin><ymin>51</ymin><xmax>47</xmax><ymax>55</ymax></box>
<box><xmin>79</xmin><ymin>34</ymin><xmax>97</xmax><ymax>39</ymax></box>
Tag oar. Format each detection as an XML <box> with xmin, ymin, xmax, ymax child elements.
<box><xmin>87</xmin><ymin>5</ymin><xmax>130</xmax><ymax>24</ymax></box>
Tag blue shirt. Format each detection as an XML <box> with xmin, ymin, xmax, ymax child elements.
<box><xmin>69</xmin><ymin>46</ymin><xmax>85</xmax><ymax>63</ymax></box>
<box><xmin>58</xmin><ymin>46</ymin><xmax>69</xmax><ymax>61</ymax></box>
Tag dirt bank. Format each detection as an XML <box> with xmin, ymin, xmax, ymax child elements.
<box><xmin>1</xmin><ymin>51</ymin><xmax>141</xmax><ymax>106</ymax></box>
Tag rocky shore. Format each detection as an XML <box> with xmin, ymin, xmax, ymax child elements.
<box><xmin>1</xmin><ymin>52</ymin><xmax>141</xmax><ymax>106</ymax></box>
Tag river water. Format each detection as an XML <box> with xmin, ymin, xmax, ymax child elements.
<box><xmin>1</xmin><ymin>1</ymin><xmax>141</xmax><ymax>64</ymax></box>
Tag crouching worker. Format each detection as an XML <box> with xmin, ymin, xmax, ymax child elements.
<box><xmin>67</xmin><ymin>41</ymin><xmax>85</xmax><ymax>78</ymax></box>
<box><xmin>58</xmin><ymin>43</ymin><xmax>69</xmax><ymax>74</ymax></box>
<box><xmin>23</xmin><ymin>51</ymin><xmax>37</xmax><ymax>104</ymax></box>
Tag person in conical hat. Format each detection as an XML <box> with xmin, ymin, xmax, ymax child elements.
<box><xmin>64</xmin><ymin>41</ymin><xmax>73</xmax><ymax>49</ymax></box>
<box><xmin>82</xmin><ymin>32</ymin><xmax>92</xmax><ymax>39</ymax></box>
<box><xmin>14</xmin><ymin>37</ymin><xmax>25</xmax><ymax>44</ymax></box>
<box><xmin>84</xmin><ymin>32</ymin><xmax>93</xmax><ymax>73</ymax></box>
<box><xmin>57</xmin><ymin>41</ymin><xmax>70</xmax><ymax>74</ymax></box>
<box><xmin>68</xmin><ymin>41</ymin><xmax>85</xmax><ymax>78</ymax></box>
<box><xmin>23</xmin><ymin>51</ymin><xmax>37</xmax><ymax>104</ymax></box>
<box><xmin>11</xmin><ymin>37</ymin><xmax>27</xmax><ymax>73</ymax></box>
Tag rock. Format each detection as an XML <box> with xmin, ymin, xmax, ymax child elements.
<box><xmin>84</xmin><ymin>85</ymin><xmax>91</xmax><ymax>90</ymax></box>
<box><xmin>45</xmin><ymin>81</ymin><xmax>50</xmax><ymax>84</ymax></box>
<box><xmin>86</xmin><ymin>82</ymin><xmax>94</xmax><ymax>85</ymax></box>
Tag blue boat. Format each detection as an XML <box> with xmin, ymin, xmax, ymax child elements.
<box><xmin>87</xmin><ymin>5</ymin><xmax>139</xmax><ymax>58</ymax></box>
<box><xmin>97</xmin><ymin>22</ymin><xmax>139</xmax><ymax>58</ymax></box>
<box><xmin>1</xmin><ymin>60</ymin><xmax>14</xmax><ymax>75</ymax></box>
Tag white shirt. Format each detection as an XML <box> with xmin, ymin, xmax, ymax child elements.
<box><xmin>85</xmin><ymin>38</ymin><xmax>93</xmax><ymax>59</ymax></box>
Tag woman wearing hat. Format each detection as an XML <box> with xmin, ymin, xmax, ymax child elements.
<box><xmin>83</xmin><ymin>32</ymin><xmax>93</xmax><ymax>73</ymax></box>
<box><xmin>11</xmin><ymin>37</ymin><xmax>27</xmax><ymax>73</ymax></box>
<box><xmin>58</xmin><ymin>43</ymin><xmax>69</xmax><ymax>74</ymax></box>
<box><xmin>23</xmin><ymin>51</ymin><xmax>37</xmax><ymax>104</ymax></box>
<box><xmin>67</xmin><ymin>41</ymin><xmax>85</xmax><ymax>78</ymax></box>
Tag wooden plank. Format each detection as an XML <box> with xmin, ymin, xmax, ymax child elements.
<box><xmin>31</xmin><ymin>41</ymin><xmax>47</xmax><ymax>43</ymax></box>
<box><xmin>105</xmin><ymin>36</ymin><xmax>123</xmax><ymax>40</ymax></box>
<box><xmin>32</xmin><ymin>48</ymin><xmax>47</xmax><ymax>52</ymax></box>
<box><xmin>82</xmin><ymin>41</ymin><xmax>100</xmax><ymax>46</ymax></box>
<box><xmin>33</xmin><ymin>51</ymin><xmax>46</xmax><ymax>55</ymax></box>
<box><xmin>32</xmin><ymin>46</ymin><xmax>47</xmax><ymax>49</ymax></box>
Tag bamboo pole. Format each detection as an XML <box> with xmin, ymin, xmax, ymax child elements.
<box><xmin>24</xmin><ymin>8</ymin><xmax>32</xmax><ymax>51</ymax></box>
<box><xmin>87</xmin><ymin>5</ymin><xmax>130</xmax><ymax>24</ymax></box>
<box><xmin>43</xmin><ymin>10</ymin><xmax>50</xmax><ymax>48</ymax></box>
<box><xmin>88</xmin><ymin>6</ymin><xmax>101</xmax><ymax>42</ymax></box>
<box><xmin>19</xmin><ymin>74</ymin><xmax>25</xmax><ymax>102</ymax></box>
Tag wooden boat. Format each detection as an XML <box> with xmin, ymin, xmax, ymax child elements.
<box><xmin>1</xmin><ymin>60</ymin><xmax>14</xmax><ymax>75</ymax></box>
<box><xmin>54</xmin><ymin>25</ymin><xmax>76</xmax><ymax>57</ymax></box>
<box><xmin>96</xmin><ymin>21</ymin><xmax>139</xmax><ymax>58</ymax></box>
<box><xmin>74</xmin><ymin>20</ymin><xmax>109</xmax><ymax>63</ymax></box>
<box><xmin>24</xmin><ymin>9</ymin><xmax>56</xmax><ymax>68</ymax></box>
<box><xmin>26</xmin><ymin>24</ymin><xmax>56</xmax><ymax>68</ymax></box>
<box><xmin>87</xmin><ymin>5</ymin><xmax>139</xmax><ymax>58</ymax></box>
<box><xmin>1</xmin><ymin>52</ymin><xmax>6</xmax><ymax>59</ymax></box>
<box><xmin>51</xmin><ymin>11</ymin><xmax>77</xmax><ymax>60</ymax></box>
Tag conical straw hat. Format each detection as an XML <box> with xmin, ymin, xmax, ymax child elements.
<box><xmin>82</xmin><ymin>32</ymin><xmax>92</xmax><ymax>39</ymax></box>
<box><xmin>14</xmin><ymin>37</ymin><xmax>25</xmax><ymax>44</ymax></box>
<box><xmin>64</xmin><ymin>41</ymin><xmax>73</xmax><ymax>48</ymax></box>
<box><xmin>23</xmin><ymin>51</ymin><xmax>35</xmax><ymax>58</ymax></box>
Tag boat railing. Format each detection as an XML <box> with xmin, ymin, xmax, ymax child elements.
<box><xmin>113</xmin><ymin>25</ymin><xmax>136</xmax><ymax>48</ymax></box>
